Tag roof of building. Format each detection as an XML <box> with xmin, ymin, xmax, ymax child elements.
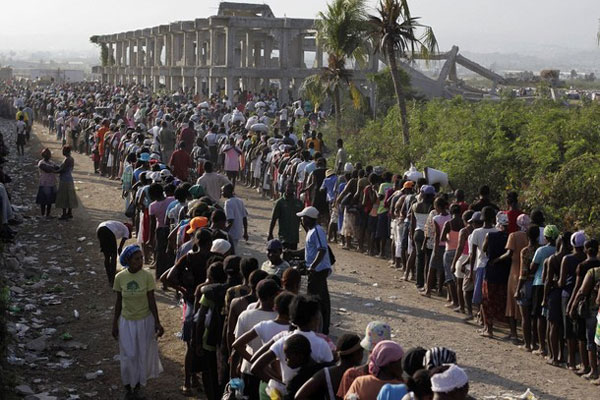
<box><xmin>217</xmin><ymin>2</ymin><xmax>275</xmax><ymax>18</ymax></box>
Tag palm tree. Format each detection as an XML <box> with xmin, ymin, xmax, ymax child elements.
<box><xmin>310</xmin><ymin>0</ymin><xmax>368</xmax><ymax>135</ymax></box>
<box><xmin>369</xmin><ymin>0</ymin><xmax>438</xmax><ymax>144</ymax></box>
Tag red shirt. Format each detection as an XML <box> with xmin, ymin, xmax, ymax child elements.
<box><xmin>169</xmin><ymin>149</ymin><xmax>193</xmax><ymax>181</ymax></box>
<box><xmin>179</xmin><ymin>127</ymin><xmax>196</xmax><ymax>154</ymax></box>
<box><xmin>506</xmin><ymin>209</ymin><xmax>523</xmax><ymax>234</ymax></box>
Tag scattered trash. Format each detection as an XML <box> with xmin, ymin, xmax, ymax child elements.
<box><xmin>372</xmin><ymin>283</ymin><xmax>379</xmax><ymax>287</ymax></box>
<box><xmin>60</xmin><ymin>333</ymin><xmax>73</xmax><ymax>341</ymax></box>
<box><xmin>73</xmin><ymin>310</ymin><xmax>80</xmax><ymax>319</ymax></box>
<box><xmin>77</xmin><ymin>236</ymin><xmax>86</xmax><ymax>242</ymax></box>
<box><xmin>364</xmin><ymin>303</ymin><xmax>374</xmax><ymax>307</ymax></box>
<box><xmin>15</xmin><ymin>385</ymin><xmax>34</xmax><ymax>395</ymax></box>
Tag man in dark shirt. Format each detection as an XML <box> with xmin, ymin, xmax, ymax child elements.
<box><xmin>178</xmin><ymin>120</ymin><xmax>196</xmax><ymax>155</ymax></box>
<box><xmin>268</xmin><ymin>180</ymin><xmax>303</xmax><ymax>250</ymax></box>
<box><xmin>470</xmin><ymin>185</ymin><xmax>499</xmax><ymax>212</ymax></box>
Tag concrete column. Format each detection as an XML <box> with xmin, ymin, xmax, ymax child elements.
<box><xmin>165</xmin><ymin>34</ymin><xmax>172</xmax><ymax>66</ymax></box>
<box><xmin>107</xmin><ymin>43</ymin><xmax>114</xmax><ymax>66</ymax></box>
<box><xmin>129</xmin><ymin>40</ymin><xmax>136</xmax><ymax>66</ymax></box>
<box><xmin>316</xmin><ymin>40</ymin><xmax>323</xmax><ymax>68</ymax></box>
<box><xmin>253</xmin><ymin>41</ymin><xmax>261</xmax><ymax>67</ymax></box>
<box><xmin>264</xmin><ymin>37</ymin><xmax>272</xmax><ymax>68</ymax></box>
<box><xmin>225</xmin><ymin>77</ymin><xmax>234</xmax><ymax>100</ymax></box>
<box><xmin>209</xmin><ymin>29</ymin><xmax>216</xmax><ymax>66</ymax></box>
<box><xmin>245</xmin><ymin>32</ymin><xmax>253</xmax><ymax>68</ymax></box>
<box><xmin>226</xmin><ymin>27</ymin><xmax>236</xmax><ymax>67</ymax></box>
<box><xmin>183</xmin><ymin>76</ymin><xmax>194</xmax><ymax>92</ymax></box>
<box><xmin>279</xmin><ymin>29</ymin><xmax>289</xmax><ymax>68</ymax></box>
<box><xmin>153</xmin><ymin>75</ymin><xmax>160</xmax><ymax>91</ymax></box>
<box><xmin>173</xmin><ymin>33</ymin><xmax>184</xmax><ymax>66</ymax></box>
<box><xmin>184</xmin><ymin>31</ymin><xmax>195</xmax><ymax>66</ymax></box>
<box><xmin>280</xmin><ymin>77</ymin><xmax>290</xmax><ymax>104</ymax></box>
<box><xmin>154</xmin><ymin>37</ymin><xmax>161</xmax><ymax>66</ymax></box>
<box><xmin>136</xmin><ymin>39</ymin><xmax>143</xmax><ymax>66</ymax></box>
<box><xmin>115</xmin><ymin>42</ymin><xmax>122</xmax><ymax>66</ymax></box>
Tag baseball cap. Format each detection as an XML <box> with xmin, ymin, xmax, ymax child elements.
<box><xmin>421</xmin><ymin>185</ymin><xmax>436</xmax><ymax>195</ymax></box>
<box><xmin>296</xmin><ymin>206</ymin><xmax>319</xmax><ymax>219</ymax></box>
<box><xmin>468</xmin><ymin>211</ymin><xmax>482</xmax><ymax>223</ymax></box>
<box><xmin>571</xmin><ymin>230</ymin><xmax>586</xmax><ymax>248</ymax></box>
<box><xmin>403</xmin><ymin>181</ymin><xmax>415</xmax><ymax>189</ymax></box>
<box><xmin>267</xmin><ymin>239</ymin><xmax>283</xmax><ymax>251</ymax></box>
<box><xmin>543</xmin><ymin>225</ymin><xmax>559</xmax><ymax>240</ymax></box>
<box><xmin>139</xmin><ymin>152</ymin><xmax>150</xmax><ymax>162</ymax></box>
<box><xmin>211</xmin><ymin>238</ymin><xmax>232</xmax><ymax>255</ymax></box>
<box><xmin>186</xmin><ymin>216</ymin><xmax>209</xmax><ymax>234</ymax></box>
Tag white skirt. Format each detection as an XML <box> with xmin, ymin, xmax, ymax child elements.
<box><xmin>118</xmin><ymin>314</ymin><xmax>163</xmax><ymax>386</ymax></box>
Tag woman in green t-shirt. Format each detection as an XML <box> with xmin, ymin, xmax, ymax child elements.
<box><xmin>112</xmin><ymin>244</ymin><xmax>164</xmax><ymax>399</ymax></box>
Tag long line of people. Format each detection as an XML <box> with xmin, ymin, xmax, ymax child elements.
<box><xmin>7</xmin><ymin>80</ymin><xmax>600</xmax><ymax>398</ymax></box>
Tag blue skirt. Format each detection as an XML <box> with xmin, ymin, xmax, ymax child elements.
<box><xmin>36</xmin><ymin>185</ymin><xmax>57</xmax><ymax>205</ymax></box>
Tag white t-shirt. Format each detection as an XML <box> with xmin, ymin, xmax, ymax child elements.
<box><xmin>234</xmin><ymin>309</ymin><xmax>277</xmax><ymax>374</ymax></box>
<box><xmin>280</xmin><ymin>109</ymin><xmax>288</xmax><ymax>121</ymax></box>
<box><xmin>97</xmin><ymin>220</ymin><xmax>130</xmax><ymax>240</ymax></box>
<box><xmin>470</xmin><ymin>227</ymin><xmax>498</xmax><ymax>270</ymax></box>
<box><xmin>254</xmin><ymin>320</ymin><xmax>290</xmax><ymax>344</ymax></box>
<box><xmin>269</xmin><ymin>330</ymin><xmax>334</xmax><ymax>384</ymax></box>
<box><xmin>224</xmin><ymin>197</ymin><xmax>248</xmax><ymax>241</ymax></box>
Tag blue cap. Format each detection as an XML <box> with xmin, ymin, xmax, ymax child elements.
<box><xmin>421</xmin><ymin>185</ymin><xmax>436</xmax><ymax>195</ymax></box>
<box><xmin>267</xmin><ymin>239</ymin><xmax>283</xmax><ymax>251</ymax></box>
<box><xmin>139</xmin><ymin>152</ymin><xmax>150</xmax><ymax>162</ymax></box>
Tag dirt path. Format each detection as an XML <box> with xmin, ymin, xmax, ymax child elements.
<box><xmin>5</xmin><ymin>121</ymin><xmax>596</xmax><ymax>399</ymax></box>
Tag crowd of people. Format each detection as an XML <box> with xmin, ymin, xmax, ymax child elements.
<box><xmin>3</xmin><ymin>79</ymin><xmax>600</xmax><ymax>399</ymax></box>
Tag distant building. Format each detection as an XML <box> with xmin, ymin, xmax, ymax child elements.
<box><xmin>12</xmin><ymin>68</ymin><xmax>85</xmax><ymax>83</ymax></box>
<box><xmin>0</xmin><ymin>66</ymin><xmax>13</xmax><ymax>82</ymax></box>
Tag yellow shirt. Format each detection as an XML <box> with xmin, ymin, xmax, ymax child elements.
<box><xmin>113</xmin><ymin>269</ymin><xmax>155</xmax><ymax>320</ymax></box>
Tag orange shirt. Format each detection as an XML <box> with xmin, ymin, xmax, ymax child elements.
<box><xmin>96</xmin><ymin>126</ymin><xmax>109</xmax><ymax>156</ymax></box>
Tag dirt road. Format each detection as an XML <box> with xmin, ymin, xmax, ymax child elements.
<box><xmin>5</xmin><ymin>121</ymin><xmax>596</xmax><ymax>399</ymax></box>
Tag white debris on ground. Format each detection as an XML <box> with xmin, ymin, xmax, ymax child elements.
<box><xmin>0</xmin><ymin>118</ymin><xmax>98</xmax><ymax>400</ymax></box>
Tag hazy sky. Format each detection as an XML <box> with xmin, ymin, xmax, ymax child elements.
<box><xmin>0</xmin><ymin>0</ymin><xmax>598</xmax><ymax>54</ymax></box>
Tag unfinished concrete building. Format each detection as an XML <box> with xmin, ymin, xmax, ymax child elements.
<box><xmin>91</xmin><ymin>2</ymin><xmax>378</xmax><ymax>104</ymax></box>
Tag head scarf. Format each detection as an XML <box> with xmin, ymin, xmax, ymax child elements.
<box><xmin>119</xmin><ymin>244</ymin><xmax>141</xmax><ymax>268</ymax></box>
<box><xmin>431</xmin><ymin>364</ymin><xmax>469</xmax><ymax>393</ymax></box>
<box><xmin>368</xmin><ymin>340</ymin><xmax>404</xmax><ymax>376</ymax></box>
<box><xmin>424</xmin><ymin>347</ymin><xmax>457</xmax><ymax>370</ymax></box>
<box><xmin>516</xmin><ymin>214</ymin><xmax>530</xmax><ymax>231</ymax></box>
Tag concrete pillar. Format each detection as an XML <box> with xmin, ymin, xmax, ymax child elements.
<box><xmin>154</xmin><ymin>37</ymin><xmax>162</xmax><ymax>66</ymax></box>
<box><xmin>115</xmin><ymin>42</ymin><xmax>122</xmax><ymax>66</ymax></box>
<box><xmin>183</xmin><ymin>76</ymin><xmax>194</xmax><ymax>92</ymax></box>
<box><xmin>225</xmin><ymin>76</ymin><xmax>234</xmax><ymax>100</ymax></box>
<box><xmin>184</xmin><ymin>31</ymin><xmax>195</xmax><ymax>66</ymax></box>
<box><xmin>107</xmin><ymin>43</ymin><xmax>114</xmax><ymax>66</ymax></box>
<box><xmin>245</xmin><ymin>32</ymin><xmax>253</xmax><ymax>68</ymax></box>
<box><xmin>253</xmin><ymin>41</ymin><xmax>261</xmax><ymax>68</ymax></box>
<box><xmin>226</xmin><ymin>27</ymin><xmax>236</xmax><ymax>67</ymax></box>
<box><xmin>165</xmin><ymin>34</ymin><xmax>172</xmax><ymax>66</ymax></box>
<box><xmin>316</xmin><ymin>41</ymin><xmax>323</xmax><ymax>68</ymax></box>
<box><xmin>173</xmin><ymin>33</ymin><xmax>184</xmax><ymax>66</ymax></box>
<box><xmin>137</xmin><ymin>39</ymin><xmax>144</xmax><ymax>66</ymax></box>
<box><xmin>280</xmin><ymin>77</ymin><xmax>290</xmax><ymax>104</ymax></box>
<box><xmin>265</xmin><ymin>37</ymin><xmax>272</xmax><ymax>68</ymax></box>
<box><xmin>153</xmin><ymin>75</ymin><xmax>160</xmax><ymax>91</ymax></box>
<box><xmin>279</xmin><ymin>29</ymin><xmax>289</xmax><ymax>69</ymax></box>
<box><xmin>209</xmin><ymin>29</ymin><xmax>216</xmax><ymax>66</ymax></box>
<box><xmin>129</xmin><ymin>40</ymin><xmax>136</xmax><ymax>66</ymax></box>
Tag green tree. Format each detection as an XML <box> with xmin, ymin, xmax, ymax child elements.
<box><xmin>310</xmin><ymin>0</ymin><xmax>368</xmax><ymax>135</ymax></box>
<box><xmin>90</xmin><ymin>35</ymin><xmax>108</xmax><ymax>67</ymax></box>
<box><xmin>368</xmin><ymin>0</ymin><xmax>437</xmax><ymax>144</ymax></box>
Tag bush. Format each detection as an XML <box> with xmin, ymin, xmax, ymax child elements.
<box><xmin>322</xmin><ymin>97</ymin><xmax>600</xmax><ymax>233</ymax></box>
